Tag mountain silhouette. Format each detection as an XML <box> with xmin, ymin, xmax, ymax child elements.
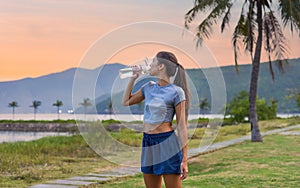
<box><xmin>0</xmin><ymin>63</ymin><xmax>127</xmax><ymax>114</ymax></box>
<box><xmin>0</xmin><ymin>58</ymin><xmax>299</xmax><ymax>114</ymax></box>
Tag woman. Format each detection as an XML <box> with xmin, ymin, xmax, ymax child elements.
<box><xmin>122</xmin><ymin>51</ymin><xmax>190</xmax><ymax>188</ymax></box>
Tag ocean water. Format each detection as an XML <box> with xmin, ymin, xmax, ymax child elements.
<box><xmin>0</xmin><ymin>113</ymin><xmax>298</xmax><ymax>121</ymax></box>
<box><xmin>0</xmin><ymin>131</ymin><xmax>71</xmax><ymax>143</ymax></box>
<box><xmin>0</xmin><ymin>113</ymin><xmax>226</xmax><ymax>121</ymax></box>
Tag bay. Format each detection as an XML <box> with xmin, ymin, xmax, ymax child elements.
<box><xmin>0</xmin><ymin>131</ymin><xmax>71</xmax><ymax>143</ymax></box>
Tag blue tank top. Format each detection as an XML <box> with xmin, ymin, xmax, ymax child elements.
<box><xmin>141</xmin><ymin>81</ymin><xmax>186</xmax><ymax>125</ymax></box>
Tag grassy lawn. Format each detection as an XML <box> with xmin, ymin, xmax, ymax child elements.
<box><xmin>188</xmin><ymin>117</ymin><xmax>300</xmax><ymax>148</ymax></box>
<box><xmin>91</xmin><ymin>133</ymin><xmax>300</xmax><ymax>188</ymax></box>
<box><xmin>0</xmin><ymin>117</ymin><xmax>299</xmax><ymax>187</ymax></box>
<box><xmin>0</xmin><ymin>135</ymin><xmax>114</xmax><ymax>188</ymax></box>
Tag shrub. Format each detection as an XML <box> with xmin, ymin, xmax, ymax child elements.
<box><xmin>226</xmin><ymin>91</ymin><xmax>277</xmax><ymax>123</ymax></box>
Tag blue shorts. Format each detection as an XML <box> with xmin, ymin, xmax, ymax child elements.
<box><xmin>141</xmin><ymin>130</ymin><xmax>182</xmax><ymax>175</ymax></box>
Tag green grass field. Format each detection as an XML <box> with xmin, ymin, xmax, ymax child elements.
<box><xmin>0</xmin><ymin>117</ymin><xmax>299</xmax><ymax>187</ymax></box>
<box><xmin>0</xmin><ymin>135</ymin><xmax>114</xmax><ymax>188</ymax></box>
<box><xmin>91</xmin><ymin>131</ymin><xmax>300</xmax><ymax>188</ymax></box>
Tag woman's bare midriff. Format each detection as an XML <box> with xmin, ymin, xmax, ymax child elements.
<box><xmin>144</xmin><ymin>122</ymin><xmax>173</xmax><ymax>134</ymax></box>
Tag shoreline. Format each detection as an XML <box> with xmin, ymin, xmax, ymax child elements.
<box><xmin>0</xmin><ymin>122</ymin><xmax>78</xmax><ymax>132</ymax></box>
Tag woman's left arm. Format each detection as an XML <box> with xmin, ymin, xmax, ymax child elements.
<box><xmin>175</xmin><ymin>101</ymin><xmax>188</xmax><ymax>180</ymax></box>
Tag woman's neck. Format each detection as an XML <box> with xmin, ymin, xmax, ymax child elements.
<box><xmin>157</xmin><ymin>78</ymin><xmax>170</xmax><ymax>86</ymax></box>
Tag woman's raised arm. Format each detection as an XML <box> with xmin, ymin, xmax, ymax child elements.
<box><xmin>121</xmin><ymin>77</ymin><xmax>144</xmax><ymax>106</ymax></box>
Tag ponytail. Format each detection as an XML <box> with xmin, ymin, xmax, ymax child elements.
<box><xmin>156</xmin><ymin>51</ymin><xmax>190</xmax><ymax>119</ymax></box>
<box><xmin>174</xmin><ymin>65</ymin><xmax>190</xmax><ymax>119</ymax></box>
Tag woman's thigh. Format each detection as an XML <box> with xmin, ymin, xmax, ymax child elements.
<box><xmin>163</xmin><ymin>174</ymin><xmax>182</xmax><ymax>188</ymax></box>
<box><xmin>143</xmin><ymin>173</ymin><xmax>162</xmax><ymax>188</ymax></box>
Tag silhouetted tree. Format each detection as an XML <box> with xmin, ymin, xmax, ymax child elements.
<box><xmin>8</xmin><ymin>101</ymin><xmax>19</xmax><ymax>120</ymax></box>
<box><xmin>30</xmin><ymin>100</ymin><xmax>42</xmax><ymax>120</ymax></box>
<box><xmin>199</xmin><ymin>98</ymin><xmax>210</xmax><ymax>115</ymax></box>
<box><xmin>79</xmin><ymin>98</ymin><xmax>92</xmax><ymax>120</ymax></box>
<box><xmin>108</xmin><ymin>99</ymin><xmax>114</xmax><ymax>120</ymax></box>
<box><xmin>53</xmin><ymin>100</ymin><xmax>63</xmax><ymax>120</ymax></box>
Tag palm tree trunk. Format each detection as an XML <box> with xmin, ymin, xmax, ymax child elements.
<box><xmin>34</xmin><ymin>109</ymin><xmax>37</xmax><ymax>120</ymax></box>
<box><xmin>57</xmin><ymin>107</ymin><xmax>60</xmax><ymax>120</ymax></box>
<box><xmin>250</xmin><ymin>0</ymin><xmax>263</xmax><ymax>142</ymax></box>
<box><xmin>84</xmin><ymin>107</ymin><xmax>87</xmax><ymax>121</ymax></box>
<box><xmin>12</xmin><ymin>107</ymin><xmax>15</xmax><ymax>120</ymax></box>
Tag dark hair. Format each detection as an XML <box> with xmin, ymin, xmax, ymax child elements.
<box><xmin>156</xmin><ymin>51</ymin><xmax>190</xmax><ymax>118</ymax></box>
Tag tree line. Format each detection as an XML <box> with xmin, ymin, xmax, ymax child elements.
<box><xmin>7</xmin><ymin>98</ymin><xmax>94</xmax><ymax>120</ymax></box>
<box><xmin>6</xmin><ymin>92</ymin><xmax>300</xmax><ymax>122</ymax></box>
<box><xmin>7</xmin><ymin>100</ymin><xmax>63</xmax><ymax>120</ymax></box>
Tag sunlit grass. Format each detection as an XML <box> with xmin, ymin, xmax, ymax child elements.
<box><xmin>92</xmin><ymin>133</ymin><xmax>300</xmax><ymax>187</ymax></box>
<box><xmin>0</xmin><ymin>135</ymin><xmax>114</xmax><ymax>188</ymax></box>
<box><xmin>188</xmin><ymin>117</ymin><xmax>300</xmax><ymax>148</ymax></box>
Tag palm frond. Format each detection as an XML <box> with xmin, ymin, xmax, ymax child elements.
<box><xmin>232</xmin><ymin>13</ymin><xmax>246</xmax><ymax>72</ymax></box>
<box><xmin>195</xmin><ymin>33</ymin><xmax>204</xmax><ymax>48</ymax></box>
<box><xmin>244</xmin><ymin>0</ymin><xmax>256</xmax><ymax>58</ymax></box>
<box><xmin>263</xmin><ymin>10</ymin><xmax>289</xmax><ymax>80</ymax></box>
<box><xmin>278</xmin><ymin>0</ymin><xmax>300</xmax><ymax>35</ymax></box>
<box><xmin>268</xmin><ymin>59</ymin><xmax>275</xmax><ymax>81</ymax></box>
<box><xmin>185</xmin><ymin>0</ymin><xmax>233</xmax><ymax>43</ymax></box>
<box><xmin>185</xmin><ymin>0</ymin><xmax>218</xmax><ymax>29</ymax></box>
<box><xmin>262</xmin><ymin>0</ymin><xmax>271</xmax><ymax>9</ymax></box>
<box><xmin>232</xmin><ymin>34</ymin><xmax>240</xmax><ymax>73</ymax></box>
<box><xmin>221</xmin><ymin>2</ymin><xmax>233</xmax><ymax>32</ymax></box>
<box><xmin>263</xmin><ymin>8</ymin><xmax>275</xmax><ymax>80</ymax></box>
<box><xmin>232</xmin><ymin>0</ymin><xmax>251</xmax><ymax>72</ymax></box>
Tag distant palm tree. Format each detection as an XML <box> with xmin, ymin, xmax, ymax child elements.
<box><xmin>53</xmin><ymin>100</ymin><xmax>63</xmax><ymax>120</ymax></box>
<box><xmin>30</xmin><ymin>100</ymin><xmax>42</xmax><ymax>120</ymax></box>
<box><xmin>8</xmin><ymin>101</ymin><xmax>19</xmax><ymax>120</ymax></box>
<box><xmin>79</xmin><ymin>98</ymin><xmax>92</xmax><ymax>120</ymax></box>
<box><xmin>108</xmin><ymin>99</ymin><xmax>114</xmax><ymax>120</ymax></box>
<box><xmin>199</xmin><ymin>98</ymin><xmax>210</xmax><ymax>115</ymax></box>
<box><xmin>185</xmin><ymin>0</ymin><xmax>300</xmax><ymax>142</ymax></box>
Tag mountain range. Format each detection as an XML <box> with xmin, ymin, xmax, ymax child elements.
<box><xmin>0</xmin><ymin>58</ymin><xmax>299</xmax><ymax>114</ymax></box>
<box><xmin>0</xmin><ymin>63</ymin><xmax>128</xmax><ymax>114</ymax></box>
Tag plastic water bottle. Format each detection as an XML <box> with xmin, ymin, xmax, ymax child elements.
<box><xmin>119</xmin><ymin>58</ymin><xmax>151</xmax><ymax>79</ymax></box>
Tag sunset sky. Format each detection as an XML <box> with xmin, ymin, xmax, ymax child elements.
<box><xmin>1</xmin><ymin>0</ymin><xmax>299</xmax><ymax>82</ymax></box>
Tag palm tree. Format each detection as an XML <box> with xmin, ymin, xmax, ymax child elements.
<box><xmin>199</xmin><ymin>98</ymin><xmax>210</xmax><ymax>115</ymax></box>
<box><xmin>53</xmin><ymin>100</ymin><xmax>63</xmax><ymax>120</ymax></box>
<box><xmin>30</xmin><ymin>100</ymin><xmax>42</xmax><ymax>120</ymax></box>
<box><xmin>108</xmin><ymin>99</ymin><xmax>114</xmax><ymax>120</ymax></box>
<box><xmin>185</xmin><ymin>0</ymin><xmax>300</xmax><ymax>142</ymax></box>
<box><xmin>79</xmin><ymin>98</ymin><xmax>92</xmax><ymax>120</ymax></box>
<box><xmin>8</xmin><ymin>101</ymin><xmax>19</xmax><ymax>120</ymax></box>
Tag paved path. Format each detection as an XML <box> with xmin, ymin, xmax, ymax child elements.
<box><xmin>28</xmin><ymin>124</ymin><xmax>300</xmax><ymax>188</ymax></box>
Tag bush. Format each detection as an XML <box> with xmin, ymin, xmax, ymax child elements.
<box><xmin>226</xmin><ymin>91</ymin><xmax>277</xmax><ymax>123</ymax></box>
<box><xmin>101</xmin><ymin>119</ymin><xmax>121</xmax><ymax>124</ymax></box>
